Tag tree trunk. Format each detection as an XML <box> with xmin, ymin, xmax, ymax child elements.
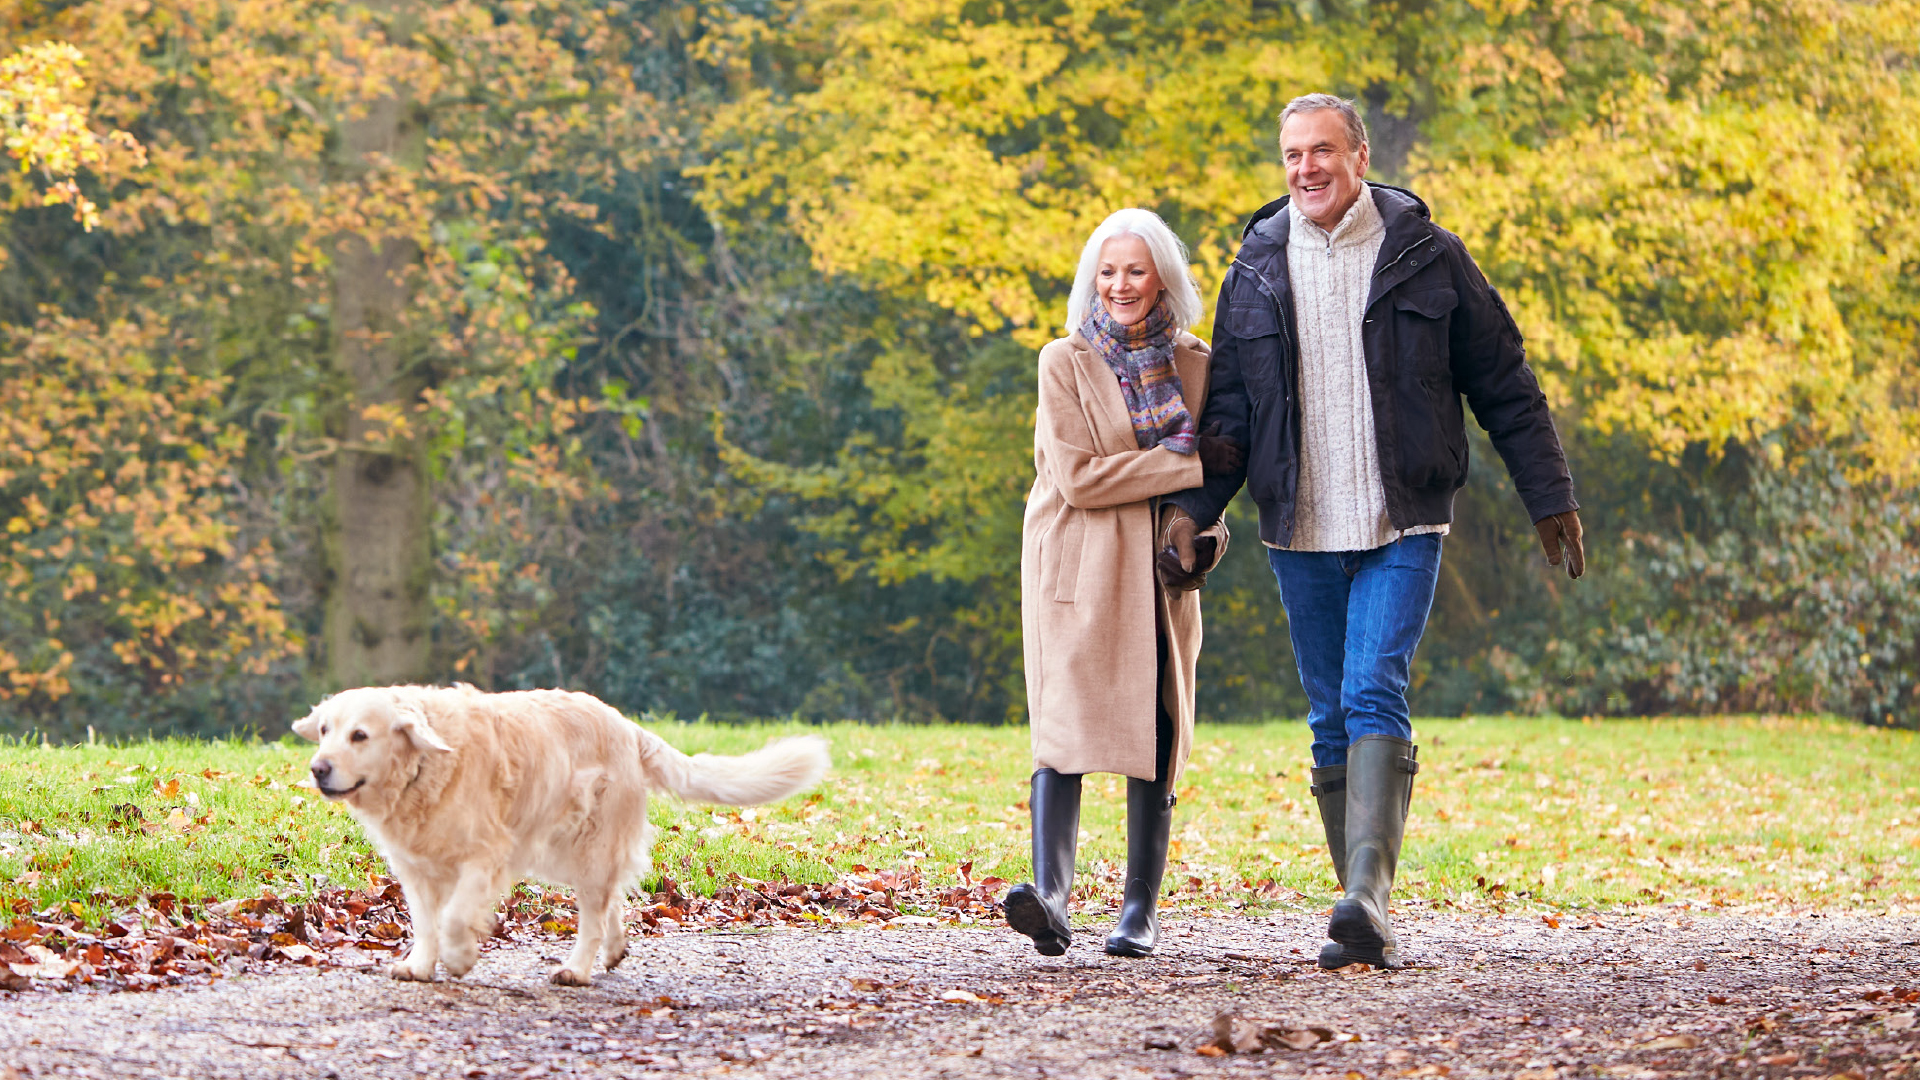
<box><xmin>324</xmin><ymin>39</ymin><xmax>431</xmax><ymax>689</ymax></box>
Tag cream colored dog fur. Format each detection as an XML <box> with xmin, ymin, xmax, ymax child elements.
<box><xmin>293</xmin><ymin>684</ymin><xmax>829</xmax><ymax>986</ymax></box>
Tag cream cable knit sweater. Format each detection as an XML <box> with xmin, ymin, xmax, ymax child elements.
<box><xmin>1281</xmin><ymin>186</ymin><xmax>1448</xmax><ymax>552</ymax></box>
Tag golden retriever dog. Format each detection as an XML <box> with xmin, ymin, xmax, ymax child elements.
<box><xmin>292</xmin><ymin>684</ymin><xmax>828</xmax><ymax>986</ymax></box>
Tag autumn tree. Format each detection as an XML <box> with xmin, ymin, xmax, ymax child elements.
<box><xmin>696</xmin><ymin>0</ymin><xmax>1920</xmax><ymax>722</ymax></box>
<box><xmin>1</xmin><ymin>0</ymin><xmax>662</xmax><ymax>701</ymax></box>
<box><xmin>0</xmin><ymin>40</ymin><xmax>290</xmax><ymax>720</ymax></box>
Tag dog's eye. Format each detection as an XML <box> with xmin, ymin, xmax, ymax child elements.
<box><xmin>351</xmin><ymin>730</ymin><xmax>368</xmax><ymax>743</ymax></box>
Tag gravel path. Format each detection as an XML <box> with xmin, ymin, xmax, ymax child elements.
<box><xmin>4</xmin><ymin>908</ymin><xmax>1920</xmax><ymax>1079</ymax></box>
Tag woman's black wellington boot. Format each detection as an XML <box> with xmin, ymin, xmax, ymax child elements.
<box><xmin>1004</xmin><ymin>769</ymin><xmax>1082</xmax><ymax>956</ymax></box>
<box><xmin>1308</xmin><ymin>764</ymin><xmax>1356</xmax><ymax>969</ymax></box>
<box><xmin>1324</xmin><ymin>736</ymin><xmax>1419</xmax><ymax>970</ymax></box>
<box><xmin>1104</xmin><ymin>779</ymin><xmax>1174</xmax><ymax>957</ymax></box>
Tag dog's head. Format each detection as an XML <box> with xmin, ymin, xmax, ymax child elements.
<box><xmin>292</xmin><ymin>687</ymin><xmax>452</xmax><ymax>804</ymax></box>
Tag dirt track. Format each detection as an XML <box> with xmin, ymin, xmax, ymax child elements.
<box><xmin>3</xmin><ymin>908</ymin><xmax>1919</xmax><ymax>1079</ymax></box>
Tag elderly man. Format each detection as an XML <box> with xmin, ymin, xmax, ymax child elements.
<box><xmin>1162</xmin><ymin>93</ymin><xmax>1584</xmax><ymax>969</ymax></box>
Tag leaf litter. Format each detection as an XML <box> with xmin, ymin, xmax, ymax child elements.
<box><xmin>0</xmin><ymin>863</ymin><xmax>1006</xmax><ymax>993</ymax></box>
<box><xmin>2</xmin><ymin>899</ymin><xmax>1919</xmax><ymax>1080</ymax></box>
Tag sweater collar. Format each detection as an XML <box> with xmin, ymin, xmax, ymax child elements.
<box><xmin>1289</xmin><ymin>183</ymin><xmax>1384</xmax><ymax>252</ymax></box>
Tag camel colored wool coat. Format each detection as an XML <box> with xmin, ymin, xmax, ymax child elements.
<box><xmin>1021</xmin><ymin>330</ymin><xmax>1229</xmax><ymax>784</ymax></box>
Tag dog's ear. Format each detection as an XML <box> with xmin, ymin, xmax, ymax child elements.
<box><xmin>291</xmin><ymin>696</ymin><xmax>331</xmax><ymax>741</ymax></box>
<box><xmin>392</xmin><ymin>699</ymin><xmax>453</xmax><ymax>753</ymax></box>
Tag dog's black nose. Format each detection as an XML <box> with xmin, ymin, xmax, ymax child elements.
<box><xmin>311</xmin><ymin>760</ymin><xmax>333</xmax><ymax>786</ymax></box>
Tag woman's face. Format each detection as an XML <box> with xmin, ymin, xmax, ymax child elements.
<box><xmin>1095</xmin><ymin>233</ymin><xmax>1163</xmax><ymax>327</ymax></box>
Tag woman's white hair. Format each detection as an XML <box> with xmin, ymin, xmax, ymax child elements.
<box><xmin>1064</xmin><ymin>208</ymin><xmax>1204</xmax><ymax>333</ymax></box>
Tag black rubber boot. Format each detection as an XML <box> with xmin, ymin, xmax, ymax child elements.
<box><xmin>1104</xmin><ymin>778</ymin><xmax>1174</xmax><ymax>957</ymax></box>
<box><xmin>1005</xmin><ymin>769</ymin><xmax>1081</xmax><ymax>956</ymax></box>
<box><xmin>1323</xmin><ymin>735</ymin><xmax>1418</xmax><ymax>970</ymax></box>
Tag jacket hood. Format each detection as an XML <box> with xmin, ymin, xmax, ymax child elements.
<box><xmin>1239</xmin><ymin>183</ymin><xmax>1432</xmax><ymax>240</ymax></box>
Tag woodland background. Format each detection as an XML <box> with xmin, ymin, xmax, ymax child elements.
<box><xmin>0</xmin><ymin>0</ymin><xmax>1916</xmax><ymax>739</ymax></box>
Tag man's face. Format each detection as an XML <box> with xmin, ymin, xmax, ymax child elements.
<box><xmin>1281</xmin><ymin>108</ymin><xmax>1369</xmax><ymax>231</ymax></box>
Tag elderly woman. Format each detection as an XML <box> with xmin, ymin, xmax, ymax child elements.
<box><xmin>1006</xmin><ymin>209</ymin><xmax>1241</xmax><ymax>958</ymax></box>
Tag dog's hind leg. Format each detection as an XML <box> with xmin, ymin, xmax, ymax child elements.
<box><xmin>601</xmin><ymin>895</ymin><xmax>629</xmax><ymax>970</ymax></box>
<box><xmin>437</xmin><ymin>859</ymin><xmax>511</xmax><ymax>978</ymax></box>
<box><xmin>602</xmin><ymin>802</ymin><xmax>651</xmax><ymax>972</ymax></box>
<box><xmin>552</xmin><ymin>878</ymin><xmax>618</xmax><ymax>986</ymax></box>
<box><xmin>390</xmin><ymin>871</ymin><xmax>446</xmax><ymax>981</ymax></box>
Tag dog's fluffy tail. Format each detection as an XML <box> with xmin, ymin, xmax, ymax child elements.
<box><xmin>638</xmin><ymin>730</ymin><xmax>830</xmax><ymax>806</ymax></box>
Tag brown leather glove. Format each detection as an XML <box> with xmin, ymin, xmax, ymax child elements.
<box><xmin>1534</xmin><ymin>509</ymin><xmax>1585</xmax><ymax>579</ymax></box>
<box><xmin>1195</xmin><ymin>420</ymin><xmax>1245</xmax><ymax>477</ymax></box>
<box><xmin>1156</xmin><ymin>510</ymin><xmax>1214</xmax><ymax>591</ymax></box>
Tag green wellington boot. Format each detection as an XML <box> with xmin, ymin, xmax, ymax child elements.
<box><xmin>1310</xmin><ymin>763</ymin><xmax>1349</xmax><ymax>891</ymax></box>
<box><xmin>1104</xmin><ymin>779</ymin><xmax>1175</xmax><ymax>957</ymax></box>
<box><xmin>1322</xmin><ymin>735</ymin><xmax>1419</xmax><ymax>970</ymax></box>
<box><xmin>1310</xmin><ymin>764</ymin><xmax>1356</xmax><ymax>969</ymax></box>
<box><xmin>1004</xmin><ymin>769</ymin><xmax>1082</xmax><ymax>956</ymax></box>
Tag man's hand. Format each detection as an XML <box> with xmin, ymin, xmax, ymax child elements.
<box><xmin>1195</xmin><ymin>420</ymin><xmax>1245</xmax><ymax>477</ymax></box>
<box><xmin>1534</xmin><ymin>509</ymin><xmax>1585</xmax><ymax>579</ymax></box>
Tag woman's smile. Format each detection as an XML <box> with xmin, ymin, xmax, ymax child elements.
<box><xmin>1095</xmin><ymin>233</ymin><xmax>1164</xmax><ymax>326</ymax></box>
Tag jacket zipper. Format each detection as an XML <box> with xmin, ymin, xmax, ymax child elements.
<box><xmin>1232</xmin><ymin>256</ymin><xmax>1296</xmax><ymax>361</ymax></box>
<box><xmin>1374</xmin><ymin>231</ymin><xmax>1435</xmax><ymax>280</ymax></box>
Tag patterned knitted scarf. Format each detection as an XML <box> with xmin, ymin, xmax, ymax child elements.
<box><xmin>1080</xmin><ymin>296</ymin><xmax>1195</xmax><ymax>454</ymax></box>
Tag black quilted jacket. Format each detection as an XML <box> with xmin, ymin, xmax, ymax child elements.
<box><xmin>1169</xmin><ymin>183</ymin><xmax>1577</xmax><ymax>546</ymax></box>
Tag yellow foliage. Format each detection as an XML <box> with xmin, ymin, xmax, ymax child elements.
<box><xmin>1418</xmin><ymin>5</ymin><xmax>1920</xmax><ymax>482</ymax></box>
<box><xmin>0</xmin><ymin>312</ymin><xmax>294</xmax><ymax>699</ymax></box>
<box><xmin>0</xmin><ymin>41</ymin><xmax>143</xmax><ymax>230</ymax></box>
<box><xmin>0</xmin><ymin>0</ymin><xmax>670</xmax><ymax>684</ymax></box>
<box><xmin>696</xmin><ymin>0</ymin><xmax>1363</xmax><ymax>343</ymax></box>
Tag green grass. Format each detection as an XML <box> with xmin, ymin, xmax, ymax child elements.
<box><xmin>2</xmin><ymin>716</ymin><xmax>1915</xmax><ymax>924</ymax></box>
<box><xmin>0</xmin><ymin>737</ymin><xmax>380</xmax><ymax>924</ymax></box>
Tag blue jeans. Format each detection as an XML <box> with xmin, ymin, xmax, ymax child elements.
<box><xmin>1267</xmin><ymin>535</ymin><xmax>1443</xmax><ymax>768</ymax></box>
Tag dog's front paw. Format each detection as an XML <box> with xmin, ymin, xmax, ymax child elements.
<box><xmin>549</xmin><ymin>965</ymin><xmax>593</xmax><ymax>987</ymax></box>
<box><xmin>388</xmin><ymin>958</ymin><xmax>436</xmax><ymax>981</ymax></box>
<box><xmin>604</xmin><ymin>942</ymin><xmax>628</xmax><ymax>971</ymax></box>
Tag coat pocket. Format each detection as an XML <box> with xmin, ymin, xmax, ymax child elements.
<box><xmin>1391</xmin><ymin>286</ymin><xmax>1458</xmax><ymax>379</ymax></box>
<box><xmin>1226</xmin><ymin>301</ymin><xmax>1284</xmax><ymax>397</ymax></box>
<box><xmin>1050</xmin><ymin>513</ymin><xmax>1085</xmax><ymax>603</ymax></box>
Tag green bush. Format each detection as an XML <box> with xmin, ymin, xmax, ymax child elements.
<box><xmin>1499</xmin><ymin>453</ymin><xmax>1919</xmax><ymax>723</ymax></box>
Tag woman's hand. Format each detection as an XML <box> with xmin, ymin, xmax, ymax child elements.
<box><xmin>1157</xmin><ymin>507</ymin><xmax>1210</xmax><ymax>591</ymax></box>
<box><xmin>1196</xmin><ymin>421</ymin><xmax>1245</xmax><ymax>476</ymax></box>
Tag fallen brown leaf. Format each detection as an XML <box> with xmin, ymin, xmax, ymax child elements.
<box><xmin>1214</xmin><ymin>1013</ymin><xmax>1267</xmax><ymax>1054</ymax></box>
<box><xmin>1207</xmin><ymin>1013</ymin><xmax>1335</xmax><ymax>1055</ymax></box>
<box><xmin>1638</xmin><ymin>1034</ymin><xmax>1701</xmax><ymax>1051</ymax></box>
<box><xmin>1277</xmin><ymin>1029</ymin><xmax>1322</xmax><ymax>1051</ymax></box>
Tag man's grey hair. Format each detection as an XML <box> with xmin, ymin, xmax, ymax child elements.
<box><xmin>1278</xmin><ymin>93</ymin><xmax>1368</xmax><ymax>152</ymax></box>
<box><xmin>1064</xmin><ymin>208</ymin><xmax>1204</xmax><ymax>332</ymax></box>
